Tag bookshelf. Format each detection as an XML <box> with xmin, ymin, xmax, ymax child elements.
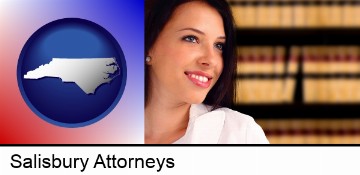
<box><xmin>234</xmin><ymin>28</ymin><xmax>360</xmax><ymax>119</ymax></box>
<box><xmin>230</xmin><ymin>0</ymin><xmax>360</xmax><ymax>28</ymax></box>
<box><xmin>229</xmin><ymin>0</ymin><xmax>360</xmax><ymax>143</ymax></box>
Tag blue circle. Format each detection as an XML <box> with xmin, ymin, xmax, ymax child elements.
<box><xmin>17</xmin><ymin>18</ymin><xmax>127</xmax><ymax>128</ymax></box>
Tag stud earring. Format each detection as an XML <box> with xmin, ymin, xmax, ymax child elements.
<box><xmin>145</xmin><ymin>56</ymin><xmax>151</xmax><ymax>63</ymax></box>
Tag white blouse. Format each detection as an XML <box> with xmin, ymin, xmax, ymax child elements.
<box><xmin>173</xmin><ymin>104</ymin><xmax>269</xmax><ymax>144</ymax></box>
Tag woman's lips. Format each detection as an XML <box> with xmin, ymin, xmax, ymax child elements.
<box><xmin>185</xmin><ymin>71</ymin><xmax>212</xmax><ymax>88</ymax></box>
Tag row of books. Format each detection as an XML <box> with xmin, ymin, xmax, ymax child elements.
<box><xmin>257</xmin><ymin>119</ymin><xmax>360</xmax><ymax>144</ymax></box>
<box><xmin>230</xmin><ymin>1</ymin><xmax>360</xmax><ymax>28</ymax></box>
<box><xmin>235</xmin><ymin>46</ymin><xmax>360</xmax><ymax>104</ymax></box>
<box><xmin>237</xmin><ymin>46</ymin><xmax>360</xmax><ymax>75</ymax></box>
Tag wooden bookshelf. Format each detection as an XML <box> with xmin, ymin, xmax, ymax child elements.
<box><xmin>229</xmin><ymin>0</ymin><xmax>360</xmax><ymax>28</ymax></box>
<box><xmin>234</xmin><ymin>28</ymin><xmax>360</xmax><ymax>119</ymax></box>
<box><xmin>229</xmin><ymin>0</ymin><xmax>360</xmax><ymax>144</ymax></box>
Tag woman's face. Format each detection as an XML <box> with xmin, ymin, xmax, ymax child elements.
<box><xmin>148</xmin><ymin>1</ymin><xmax>225</xmax><ymax>104</ymax></box>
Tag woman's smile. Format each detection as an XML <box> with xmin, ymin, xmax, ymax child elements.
<box><xmin>185</xmin><ymin>71</ymin><xmax>213</xmax><ymax>88</ymax></box>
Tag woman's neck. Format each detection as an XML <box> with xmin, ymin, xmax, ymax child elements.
<box><xmin>145</xmin><ymin>97</ymin><xmax>191</xmax><ymax>144</ymax></box>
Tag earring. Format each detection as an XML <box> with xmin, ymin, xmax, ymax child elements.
<box><xmin>145</xmin><ymin>56</ymin><xmax>151</xmax><ymax>63</ymax></box>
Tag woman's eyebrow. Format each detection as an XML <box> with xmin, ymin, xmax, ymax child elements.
<box><xmin>177</xmin><ymin>27</ymin><xmax>205</xmax><ymax>35</ymax></box>
<box><xmin>177</xmin><ymin>27</ymin><xmax>225</xmax><ymax>39</ymax></box>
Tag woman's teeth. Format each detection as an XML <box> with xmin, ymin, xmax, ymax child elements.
<box><xmin>189</xmin><ymin>74</ymin><xmax>209</xmax><ymax>83</ymax></box>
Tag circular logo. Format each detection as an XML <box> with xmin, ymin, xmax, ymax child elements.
<box><xmin>17</xmin><ymin>18</ymin><xmax>126</xmax><ymax>127</ymax></box>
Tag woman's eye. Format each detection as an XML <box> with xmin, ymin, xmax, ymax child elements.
<box><xmin>215</xmin><ymin>43</ymin><xmax>225</xmax><ymax>51</ymax></box>
<box><xmin>182</xmin><ymin>35</ymin><xmax>198</xmax><ymax>43</ymax></box>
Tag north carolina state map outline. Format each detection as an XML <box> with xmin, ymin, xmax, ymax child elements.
<box><xmin>23</xmin><ymin>57</ymin><xmax>120</xmax><ymax>94</ymax></box>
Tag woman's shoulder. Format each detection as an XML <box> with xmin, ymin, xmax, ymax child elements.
<box><xmin>212</xmin><ymin>106</ymin><xmax>269</xmax><ymax>144</ymax></box>
<box><xmin>215</xmin><ymin>106</ymin><xmax>255</xmax><ymax>123</ymax></box>
<box><xmin>214</xmin><ymin>106</ymin><xmax>260</xmax><ymax>132</ymax></box>
<box><xmin>187</xmin><ymin>104</ymin><xmax>269</xmax><ymax>144</ymax></box>
<box><xmin>192</xmin><ymin>104</ymin><xmax>254</xmax><ymax>123</ymax></box>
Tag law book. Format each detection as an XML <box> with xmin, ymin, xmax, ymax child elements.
<box><xmin>256</xmin><ymin>119</ymin><xmax>277</xmax><ymax>143</ymax></box>
<box><xmin>303</xmin><ymin>46</ymin><xmax>317</xmax><ymax>103</ymax></box>
<box><xmin>303</xmin><ymin>119</ymin><xmax>320</xmax><ymax>144</ymax></box>
<box><xmin>330</xmin><ymin>1</ymin><xmax>342</xmax><ymax>27</ymax></box>
<box><xmin>316</xmin><ymin>46</ymin><xmax>328</xmax><ymax>103</ymax></box>
<box><xmin>256</xmin><ymin>47</ymin><xmax>274</xmax><ymax>74</ymax></box>
<box><xmin>259</xmin><ymin>47</ymin><xmax>274</xmax><ymax>102</ymax></box>
<box><xmin>272</xmin><ymin>46</ymin><xmax>285</xmax><ymax>102</ymax></box>
<box><xmin>329</xmin><ymin>119</ymin><xmax>344</xmax><ymax>144</ymax></box>
<box><xmin>235</xmin><ymin>47</ymin><xmax>259</xmax><ymax>103</ymax></box>
<box><xmin>334</xmin><ymin>46</ymin><xmax>359</xmax><ymax>103</ymax></box>
<box><xmin>267</xmin><ymin>1</ymin><xmax>281</xmax><ymax>27</ymax></box>
<box><xmin>249</xmin><ymin>47</ymin><xmax>258</xmax><ymax>104</ymax></box>
<box><xmin>235</xmin><ymin>79</ymin><xmax>244</xmax><ymax>104</ymax></box>
<box><xmin>305</xmin><ymin>2</ymin><xmax>319</xmax><ymax>27</ymax></box>
<box><xmin>243</xmin><ymin>1</ymin><xmax>257</xmax><ymax>27</ymax></box>
<box><xmin>236</xmin><ymin>46</ymin><xmax>247</xmax><ymax>74</ymax></box>
<box><xmin>302</xmin><ymin>46</ymin><xmax>311</xmax><ymax>103</ymax></box>
<box><xmin>340</xmin><ymin>119</ymin><xmax>356</xmax><ymax>144</ymax></box>
<box><xmin>328</xmin><ymin>46</ymin><xmax>338</xmax><ymax>74</ymax></box>
<box><xmin>261</xmin><ymin>119</ymin><xmax>281</xmax><ymax>144</ymax></box>
<box><xmin>334</xmin><ymin>46</ymin><xmax>355</xmax><ymax>71</ymax></box>
<box><xmin>327</xmin><ymin>46</ymin><xmax>337</xmax><ymax>103</ymax></box>
<box><xmin>356</xmin><ymin>46</ymin><xmax>360</xmax><ymax>102</ymax></box>
<box><xmin>313</xmin><ymin>119</ymin><xmax>324</xmax><ymax>144</ymax></box>
<box><xmin>256</xmin><ymin>2</ymin><xmax>269</xmax><ymax>27</ymax></box>
<box><xmin>262</xmin><ymin>46</ymin><xmax>286</xmax><ymax>103</ymax></box>
<box><xmin>251</xmin><ymin>46</ymin><xmax>262</xmax><ymax>103</ymax></box>
<box><xmin>280</xmin><ymin>0</ymin><xmax>293</xmax><ymax>27</ymax></box>
<box><xmin>346</xmin><ymin>46</ymin><xmax>359</xmax><ymax>74</ymax></box>
<box><xmin>273</xmin><ymin>46</ymin><xmax>285</xmax><ymax>75</ymax></box>
<box><xmin>237</xmin><ymin>46</ymin><xmax>273</xmax><ymax>75</ymax></box>
<box><xmin>303</xmin><ymin>46</ymin><xmax>316</xmax><ymax>74</ymax></box>
<box><xmin>231</xmin><ymin>1</ymin><xmax>260</xmax><ymax>28</ymax></box>
<box><xmin>277</xmin><ymin>119</ymin><xmax>293</xmax><ymax>144</ymax></box>
<box><xmin>314</xmin><ymin>46</ymin><xmax>333</xmax><ymax>103</ymax></box>
<box><xmin>289</xmin><ymin>119</ymin><xmax>306</xmax><ymax>144</ymax></box>
<box><xmin>351</xmin><ymin>119</ymin><xmax>360</xmax><ymax>144</ymax></box>
<box><xmin>332</xmin><ymin>46</ymin><xmax>350</xmax><ymax>103</ymax></box>
<box><xmin>243</xmin><ymin>47</ymin><xmax>259</xmax><ymax>103</ymax></box>
<box><xmin>355</xmin><ymin>1</ymin><xmax>360</xmax><ymax>27</ymax></box>
<box><xmin>320</xmin><ymin>46</ymin><xmax>332</xmax><ymax>103</ymax></box>
<box><xmin>342</xmin><ymin>1</ymin><xmax>354</xmax><ymax>27</ymax></box>
<box><xmin>236</xmin><ymin>46</ymin><xmax>282</xmax><ymax>104</ymax></box>
<box><xmin>293</xmin><ymin>1</ymin><xmax>306</xmax><ymax>27</ymax></box>
<box><xmin>231</xmin><ymin>4</ymin><xmax>245</xmax><ymax>27</ymax></box>
<box><xmin>317</xmin><ymin>120</ymin><xmax>332</xmax><ymax>144</ymax></box>
<box><xmin>235</xmin><ymin>46</ymin><xmax>242</xmax><ymax>104</ymax></box>
<box><xmin>342</xmin><ymin>46</ymin><xmax>357</xmax><ymax>103</ymax></box>
<box><xmin>318</xmin><ymin>1</ymin><xmax>331</xmax><ymax>27</ymax></box>
<box><xmin>235</xmin><ymin>47</ymin><xmax>250</xmax><ymax>104</ymax></box>
<box><xmin>317</xmin><ymin>0</ymin><xmax>343</xmax><ymax>27</ymax></box>
<box><xmin>254</xmin><ymin>47</ymin><xmax>268</xmax><ymax>103</ymax></box>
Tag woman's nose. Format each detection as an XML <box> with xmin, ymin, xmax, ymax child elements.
<box><xmin>197</xmin><ymin>44</ymin><xmax>220</xmax><ymax>68</ymax></box>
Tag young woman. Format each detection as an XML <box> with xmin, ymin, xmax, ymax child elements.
<box><xmin>145</xmin><ymin>0</ymin><xmax>268</xmax><ymax>144</ymax></box>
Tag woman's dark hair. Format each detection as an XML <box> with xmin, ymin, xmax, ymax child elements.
<box><xmin>145</xmin><ymin>0</ymin><xmax>237</xmax><ymax>109</ymax></box>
